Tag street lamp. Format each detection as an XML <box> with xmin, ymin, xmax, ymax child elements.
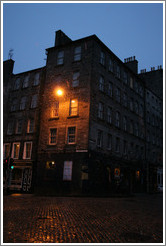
<box><xmin>56</xmin><ymin>89</ymin><xmax>63</xmax><ymax>96</ymax></box>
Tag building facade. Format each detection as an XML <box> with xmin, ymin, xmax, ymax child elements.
<box><xmin>3</xmin><ymin>30</ymin><xmax>163</xmax><ymax>194</ymax></box>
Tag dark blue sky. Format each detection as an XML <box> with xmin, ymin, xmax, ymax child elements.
<box><xmin>3</xmin><ymin>2</ymin><xmax>163</xmax><ymax>74</ymax></box>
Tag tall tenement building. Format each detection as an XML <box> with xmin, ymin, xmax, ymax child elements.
<box><xmin>3</xmin><ymin>30</ymin><xmax>163</xmax><ymax>194</ymax></box>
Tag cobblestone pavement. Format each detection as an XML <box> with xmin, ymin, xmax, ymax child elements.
<box><xmin>3</xmin><ymin>193</ymin><xmax>163</xmax><ymax>244</ymax></box>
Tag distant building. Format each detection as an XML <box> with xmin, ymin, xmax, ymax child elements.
<box><xmin>3</xmin><ymin>30</ymin><xmax>163</xmax><ymax>194</ymax></box>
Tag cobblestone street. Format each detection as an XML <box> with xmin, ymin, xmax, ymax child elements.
<box><xmin>3</xmin><ymin>193</ymin><xmax>163</xmax><ymax>244</ymax></box>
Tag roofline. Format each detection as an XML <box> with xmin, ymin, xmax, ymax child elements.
<box><xmin>12</xmin><ymin>66</ymin><xmax>46</xmax><ymax>76</ymax></box>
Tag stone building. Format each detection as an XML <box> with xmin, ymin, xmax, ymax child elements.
<box><xmin>3</xmin><ymin>60</ymin><xmax>45</xmax><ymax>192</ymax></box>
<box><xmin>3</xmin><ymin>30</ymin><xmax>163</xmax><ymax>194</ymax></box>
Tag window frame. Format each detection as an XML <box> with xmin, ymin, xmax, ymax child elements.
<box><xmin>74</xmin><ymin>46</ymin><xmax>81</xmax><ymax>61</ymax></box>
<box><xmin>23</xmin><ymin>141</ymin><xmax>32</xmax><ymax>159</ymax></box>
<box><xmin>69</xmin><ymin>99</ymin><xmax>78</xmax><ymax>116</ymax></box>
<box><xmin>57</xmin><ymin>50</ymin><xmax>64</xmax><ymax>65</ymax></box>
<box><xmin>11</xmin><ymin>142</ymin><xmax>20</xmax><ymax>159</ymax></box>
<box><xmin>49</xmin><ymin>128</ymin><xmax>58</xmax><ymax>145</ymax></box>
<box><xmin>67</xmin><ymin>126</ymin><xmax>76</xmax><ymax>144</ymax></box>
<box><xmin>3</xmin><ymin>143</ymin><xmax>10</xmax><ymax>159</ymax></box>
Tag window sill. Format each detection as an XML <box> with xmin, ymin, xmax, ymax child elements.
<box><xmin>67</xmin><ymin>115</ymin><xmax>79</xmax><ymax>119</ymax></box>
<box><xmin>48</xmin><ymin>117</ymin><xmax>59</xmax><ymax>121</ymax></box>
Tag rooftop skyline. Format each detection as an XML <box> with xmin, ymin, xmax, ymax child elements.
<box><xmin>3</xmin><ymin>1</ymin><xmax>164</xmax><ymax>74</ymax></box>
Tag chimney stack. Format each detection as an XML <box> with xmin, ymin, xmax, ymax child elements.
<box><xmin>124</xmin><ymin>56</ymin><xmax>138</xmax><ymax>74</ymax></box>
<box><xmin>55</xmin><ymin>30</ymin><xmax>72</xmax><ymax>46</ymax></box>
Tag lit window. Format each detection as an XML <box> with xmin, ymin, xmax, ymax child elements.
<box><xmin>63</xmin><ymin>161</ymin><xmax>73</xmax><ymax>181</ymax></box>
<box><xmin>108</xmin><ymin>59</ymin><xmax>113</xmax><ymax>72</ymax></box>
<box><xmin>30</xmin><ymin>94</ymin><xmax>38</xmax><ymax>108</ymax></box>
<box><xmin>107</xmin><ymin>134</ymin><xmax>112</xmax><ymax>150</ymax></box>
<box><xmin>49</xmin><ymin>128</ymin><xmax>57</xmax><ymax>144</ymax></box>
<box><xmin>98</xmin><ymin>102</ymin><xmax>104</xmax><ymax>119</ymax></box>
<box><xmin>23</xmin><ymin>142</ymin><xmax>32</xmax><ymax>159</ymax></box>
<box><xmin>115</xmin><ymin>111</ymin><xmax>120</xmax><ymax>128</ymax></box>
<box><xmin>33</xmin><ymin>73</ymin><xmax>40</xmax><ymax>86</ymax></box>
<box><xmin>16</xmin><ymin>119</ymin><xmax>22</xmax><ymax>134</ymax></box>
<box><xmin>12</xmin><ymin>142</ymin><xmax>20</xmax><ymax>159</ymax></box>
<box><xmin>52</xmin><ymin>101</ymin><xmax>59</xmax><ymax>117</ymax></box>
<box><xmin>67</xmin><ymin>127</ymin><xmax>76</xmax><ymax>144</ymax></box>
<box><xmin>99</xmin><ymin>76</ymin><xmax>104</xmax><ymax>91</ymax></box>
<box><xmin>20</xmin><ymin>97</ymin><xmax>26</xmax><ymax>110</ymax></box>
<box><xmin>97</xmin><ymin>130</ymin><xmax>103</xmax><ymax>147</ymax></box>
<box><xmin>100</xmin><ymin>51</ymin><xmax>105</xmax><ymax>66</ymax></box>
<box><xmin>57</xmin><ymin>51</ymin><xmax>64</xmax><ymax>65</ymax></box>
<box><xmin>7</xmin><ymin>122</ymin><xmax>13</xmax><ymax>135</ymax></box>
<box><xmin>69</xmin><ymin>99</ymin><xmax>78</xmax><ymax>116</ymax></box>
<box><xmin>23</xmin><ymin>75</ymin><xmax>29</xmax><ymax>88</ymax></box>
<box><xmin>107</xmin><ymin>107</ymin><xmax>112</xmax><ymax>124</ymax></box>
<box><xmin>27</xmin><ymin>119</ymin><xmax>34</xmax><ymax>133</ymax></box>
<box><xmin>3</xmin><ymin>144</ymin><xmax>10</xmax><ymax>159</ymax></box>
<box><xmin>74</xmin><ymin>46</ymin><xmax>81</xmax><ymax>61</ymax></box>
<box><xmin>13</xmin><ymin>78</ymin><xmax>20</xmax><ymax>90</ymax></box>
<box><xmin>72</xmin><ymin>72</ymin><xmax>80</xmax><ymax>87</ymax></box>
<box><xmin>11</xmin><ymin>99</ymin><xmax>17</xmax><ymax>112</ymax></box>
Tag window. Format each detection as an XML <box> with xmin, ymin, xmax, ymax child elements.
<box><xmin>130</xmin><ymin>98</ymin><xmax>134</xmax><ymax>111</ymax></box>
<box><xmin>115</xmin><ymin>111</ymin><xmax>120</xmax><ymax>128</ymax></box>
<box><xmin>98</xmin><ymin>102</ymin><xmax>104</xmax><ymax>119</ymax></box>
<box><xmin>116</xmin><ymin>88</ymin><xmax>121</xmax><ymax>103</ymax></box>
<box><xmin>123</xmin><ymin>93</ymin><xmax>128</xmax><ymax>107</ymax></box>
<box><xmin>7</xmin><ymin>122</ymin><xmax>13</xmax><ymax>135</ymax></box>
<box><xmin>116</xmin><ymin>65</ymin><xmax>120</xmax><ymax>78</ymax></box>
<box><xmin>107</xmin><ymin>134</ymin><xmax>112</xmax><ymax>150</ymax></box>
<box><xmin>130</xmin><ymin>76</ymin><xmax>134</xmax><ymax>89</ymax></box>
<box><xmin>72</xmin><ymin>72</ymin><xmax>80</xmax><ymax>87</ymax></box>
<box><xmin>135</xmin><ymin>101</ymin><xmax>139</xmax><ymax>114</ymax></box>
<box><xmin>16</xmin><ymin>119</ymin><xmax>22</xmax><ymax>134</ymax></box>
<box><xmin>108</xmin><ymin>58</ymin><xmax>113</xmax><ymax>72</ymax></box>
<box><xmin>139</xmin><ymin>85</ymin><xmax>143</xmax><ymax>97</ymax></box>
<box><xmin>33</xmin><ymin>73</ymin><xmax>40</xmax><ymax>86</ymax></box>
<box><xmin>20</xmin><ymin>97</ymin><xmax>26</xmax><ymax>110</ymax></box>
<box><xmin>99</xmin><ymin>76</ymin><xmax>104</xmax><ymax>92</ymax></box>
<box><xmin>108</xmin><ymin>82</ymin><xmax>113</xmax><ymax>97</ymax></box>
<box><xmin>27</xmin><ymin>119</ymin><xmax>34</xmax><ymax>133</ymax></box>
<box><xmin>30</xmin><ymin>94</ymin><xmax>38</xmax><ymax>108</ymax></box>
<box><xmin>23</xmin><ymin>142</ymin><xmax>32</xmax><ymax>159</ymax></box>
<box><xmin>3</xmin><ymin>144</ymin><xmax>10</xmax><ymax>159</ymax></box>
<box><xmin>135</xmin><ymin>81</ymin><xmax>138</xmax><ymax>93</ymax></box>
<box><xmin>23</xmin><ymin>75</ymin><xmax>29</xmax><ymax>88</ymax></box>
<box><xmin>123</xmin><ymin>141</ymin><xmax>127</xmax><ymax>155</ymax></box>
<box><xmin>74</xmin><ymin>46</ymin><xmax>81</xmax><ymax>61</ymax></box>
<box><xmin>11</xmin><ymin>99</ymin><xmax>17</xmax><ymax>112</ymax></box>
<box><xmin>97</xmin><ymin>130</ymin><xmax>103</xmax><ymax>147</ymax></box>
<box><xmin>13</xmin><ymin>78</ymin><xmax>20</xmax><ymax>90</ymax></box>
<box><xmin>57</xmin><ymin>51</ymin><xmax>64</xmax><ymax>65</ymax></box>
<box><xmin>107</xmin><ymin>107</ymin><xmax>112</xmax><ymax>124</ymax></box>
<box><xmin>139</xmin><ymin>104</ymin><xmax>144</xmax><ymax>117</ymax></box>
<box><xmin>11</xmin><ymin>142</ymin><xmax>20</xmax><ymax>159</ymax></box>
<box><xmin>69</xmin><ymin>99</ymin><xmax>78</xmax><ymax>116</ymax></box>
<box><xmin>115</xmin><ymin>137</ymin><xmax>120</xmax><ymax>152</ymax></box>
<box><xmin>52</xmin><ymin>101</ymin><xmax>59</xmax><ymax>117</ymax></box>
<box><xmin>63</xmin><ymin>161</ymin><xmax>73</xmax><ymax>181</ymax></box>
<box><xmin>123</xmin><ymin>71</ymin><xmax>128</xmax><ymax>84</ymax></box>
<box><xmin>135</xmin><ymin>123</ymin><xmax>139</xmax><ymax>136</ymax></box>
<box><xmin>100</xmin><ymin>51</ymin><xmax>105</xmax><ymax>65</ymax></box>
<box><xmin>67</xmin><ymin>127</ymin><xmax>76</xmax><ymax>144</ymax></box>
<box><xmin>49</xmin><ymin>128</ymin><xmax>57</xmax><ymax>144</ymax></box>
<box><xmin>123</xmin><ymin>116</ymin><xmax>127</xmax><ymax>131</ymax></box>
<box><xmin>130</xmin><ymin>121</ymin><xmax>134</xmax><ymax>134</ymax></box>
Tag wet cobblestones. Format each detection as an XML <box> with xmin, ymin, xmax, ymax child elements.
<box><xmin>3</xmin><ymin>193</ymin><xmax>163</xmax><ymax>243</ymax></box>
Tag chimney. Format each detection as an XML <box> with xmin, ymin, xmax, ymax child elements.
<box><xmin>3</xmin><ymin>59</ymin><xmax>15</xmax><ymax>84</ymax></box>
<box><xmin>124</xmin><ymin>56</ymin><xmax>138</xmax><ymax>74</ymax></box>
<box><xmin>55</xmin><ymin>30</ymin><xmax>72</xmax><ymax>46</ymax></box>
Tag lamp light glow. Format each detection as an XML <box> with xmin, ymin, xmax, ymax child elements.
<box><xmin>57</xmin><ymin>89</ymin><xmax>63</xmax><ymax>96</ymax></box>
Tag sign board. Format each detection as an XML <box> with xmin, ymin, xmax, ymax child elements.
<box><xmin>114</xmin><ymin>168</ymin><xmax>120</xmax><ymax>178</ymax></box>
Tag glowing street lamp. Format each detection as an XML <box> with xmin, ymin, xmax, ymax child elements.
<box><xmin>56</xmin><ymin>89</ymin><xmax>63</xmax><ymax>96</ymax></box>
